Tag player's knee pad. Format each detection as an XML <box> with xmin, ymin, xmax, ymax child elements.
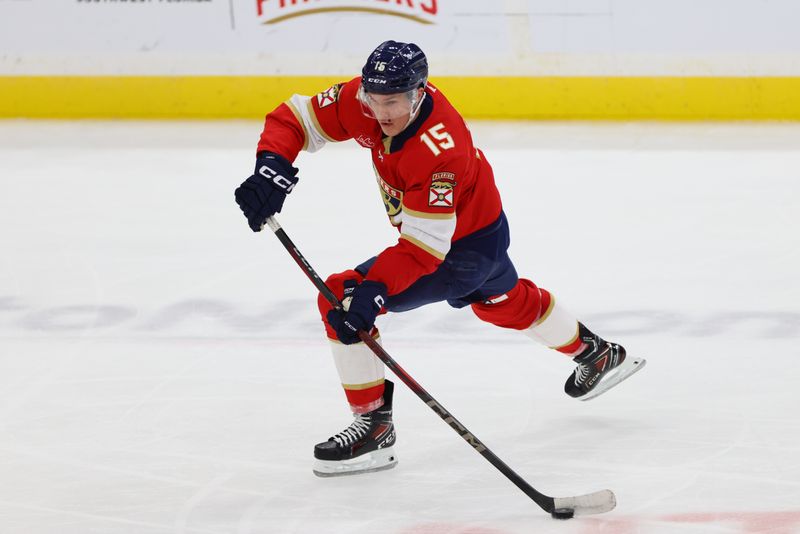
<box><xmin>471</xmin><ymin>279</ymin><xmax>549</xmax><ymax>330</ymax></box>
<box><xmin>317</xmin><ymin>269</ymin><xmax>365</xmax><ymax>336</ymax></box>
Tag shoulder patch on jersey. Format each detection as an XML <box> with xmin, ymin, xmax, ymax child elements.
<box><xmin>317</xmin><ymin>84</ymin><xmax>342</xmax><ymax>109</ymax></box>
<box><xmin>431</xmin><ymin>172</ymin><xmax>456</xmax><ymax>184</ymax></box>
<box><xmin>429</xmin><ymin>172</ymin><xmax>456</xmax><ymax>207</ymax></box>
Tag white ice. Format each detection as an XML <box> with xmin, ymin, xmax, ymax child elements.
<box><xmin>1</xmin><ymin>120</ymin><xmax>799</xmax><ymax>534</ymax></box>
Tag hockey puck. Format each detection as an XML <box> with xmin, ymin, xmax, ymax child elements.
<box><xmin>551</xmin><ymin>508</ymin><xmax>575</xmax><ymax>520</ymax></box>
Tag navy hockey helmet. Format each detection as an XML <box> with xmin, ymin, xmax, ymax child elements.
<box><xmin>361</xmin><ymin>40</ymin><xmax>428</xmax><ymax>95</ymax></box>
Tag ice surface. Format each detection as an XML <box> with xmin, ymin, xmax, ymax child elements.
<box><xmin>1</xmin><ymin>120</ymin><xmax>799</xmax><ymax>533</ymax></box>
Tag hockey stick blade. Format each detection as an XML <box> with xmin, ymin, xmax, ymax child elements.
<box><xmin>554</xmin><ymin>489</ymin><xmax>616</xmax><ymax>516</ymax></box>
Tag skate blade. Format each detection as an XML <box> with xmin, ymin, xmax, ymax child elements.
<box><xmin>580</xmin><ymin>357</ymin><xmax>646</xmax><ymax>402</ymax></box>
<box><xmin>313</xmin><ymin>447</ymin><xmax>398</xmax><ymax>478</ymax></box>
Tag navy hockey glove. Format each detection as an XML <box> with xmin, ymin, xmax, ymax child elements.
<box><xmin>327</xmin><ymin>280</ymin><xmax>387</xmax><ymax>345</ymax></box>
<box><xmin>235</xmin><ymin>152</ymin><xmax>299</xmax><ymax>232</ymax></box>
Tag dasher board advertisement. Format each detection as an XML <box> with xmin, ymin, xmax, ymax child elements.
<box><xmin>1</xmin><ymin>0</ymin><xmax>799</xmax><ymax>76</ymax></box>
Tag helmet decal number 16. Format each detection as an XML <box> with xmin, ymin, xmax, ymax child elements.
<box><xmin>420</xmin><ymin>123</ymin><xmax>455</xmax><ymax>156</ymax></box>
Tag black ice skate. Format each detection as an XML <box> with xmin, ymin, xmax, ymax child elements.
<box><xmin>313</xmin><ymin>379</ymin><xmax>397</xmax><ymax>477</ymax></box>
<box><xmin>565</xmin><ymin>324</ymin><xmax>646</xmax><ymax>401</ymax></box>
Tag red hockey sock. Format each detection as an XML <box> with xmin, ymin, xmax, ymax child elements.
<box><xmin>344</xmin><ymin>381</ymin><xmax>385</xmax><ymax>414</ymax></box>
<box><xmin>470</xmin><ymin>279</ymin><xmax>551</xmax><ymax>330</ymax></box>
<box><xmin>556</xmin><ymin>335</ymin><xmax>585</xmax><ymax>356</ymax></box>
<box><xmin>320</xmin><ymin>269</ymin><xmax>387</xmax><ymax>413</ymax></box>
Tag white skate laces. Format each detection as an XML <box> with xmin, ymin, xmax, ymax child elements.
<box><xmin>573</xmin><ymin>363</ymin><xmax>591</xmax><ymax>386</ymax></box>
<box><xmin>332</xmin><ymin>414</ymin><xmax>372</xmax><ymax>447</ymax></box>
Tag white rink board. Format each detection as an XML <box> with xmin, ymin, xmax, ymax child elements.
<box><xmin>1</xmin><ymin>120</ymin><xmax>799</xmax><ymax>533</ymax></box>
<box><xmin>1</xmin><ymin>0</ymin><xmax>800</xmax><ymax>75</ymax></box>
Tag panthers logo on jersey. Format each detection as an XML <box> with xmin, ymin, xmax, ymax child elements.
<box><xmin>379</xmin><ymin>178</ymin><xmax>402</xmax><ymax>217</ymax></box>
<box><xmin>374</xmin><ymin>169</ymin><xmax>403</xmax><ymax>225</ymax></box>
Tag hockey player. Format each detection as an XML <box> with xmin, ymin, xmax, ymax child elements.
<box><xmin>235</xmin><ymin>41</ymin><xmax>645</xmax><ymax>477</ymax></box>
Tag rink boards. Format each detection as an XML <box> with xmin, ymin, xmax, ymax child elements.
<box><xmin>2</xmin><ymin>1</ymin><xmax>800</xmax><ymax>119</ymax></box>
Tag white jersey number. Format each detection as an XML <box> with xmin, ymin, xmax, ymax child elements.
<box><xmin>420</xmin><ymin>123</ymin><xmax>455</xmax><ymax>156</ymax></box>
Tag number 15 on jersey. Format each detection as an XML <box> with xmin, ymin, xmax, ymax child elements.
<box><xmin>420</xmin><ymin>123</ymin><xmax>455</xmax><ymax>156</ymax></box>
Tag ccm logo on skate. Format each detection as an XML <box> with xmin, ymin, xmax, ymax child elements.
<box><xmin>379</xmin><ymin>432</ymin><xmax>395</xmax><ymax>448</ymax></box>
<box><xmin>426</xmin><ymin>399</ymin><xmax>486</xmax><ymax>453</ymax></box>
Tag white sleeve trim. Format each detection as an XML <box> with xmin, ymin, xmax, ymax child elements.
<box><xmin>287</xmin><ymin>94</ymin><xmax>328</xmax><ymax>153</ymax></box>
<box><xmin>400</xmin><ymin>210</ymin><xmax>456</xmax><ymax>260</ymax></box>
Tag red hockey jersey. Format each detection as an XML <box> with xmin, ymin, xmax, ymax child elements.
<box><xmin>257</xmin><ymin>77</ymin><xmax>503</xmax><ymax>296</ymax></box>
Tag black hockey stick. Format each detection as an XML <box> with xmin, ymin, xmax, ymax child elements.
<box><xmin>264</xmin><ymin>215</ymin><xmax>616</xmax><ymax>518</ymax></box>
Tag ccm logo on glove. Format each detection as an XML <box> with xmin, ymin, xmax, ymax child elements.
<box><xmin>327</xmin><ymin>280</ymin><xmax>388</xmax><ymax>345</ymax></box>
<box><xmin>259</xmin><ymin>161</ymin><xmax>297</xmax><ymax>193</ymax></box>
<box><xmin>234</xmin><ymin>151</ymin><xmax>299</xmax><ymax>232</ymax></box>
